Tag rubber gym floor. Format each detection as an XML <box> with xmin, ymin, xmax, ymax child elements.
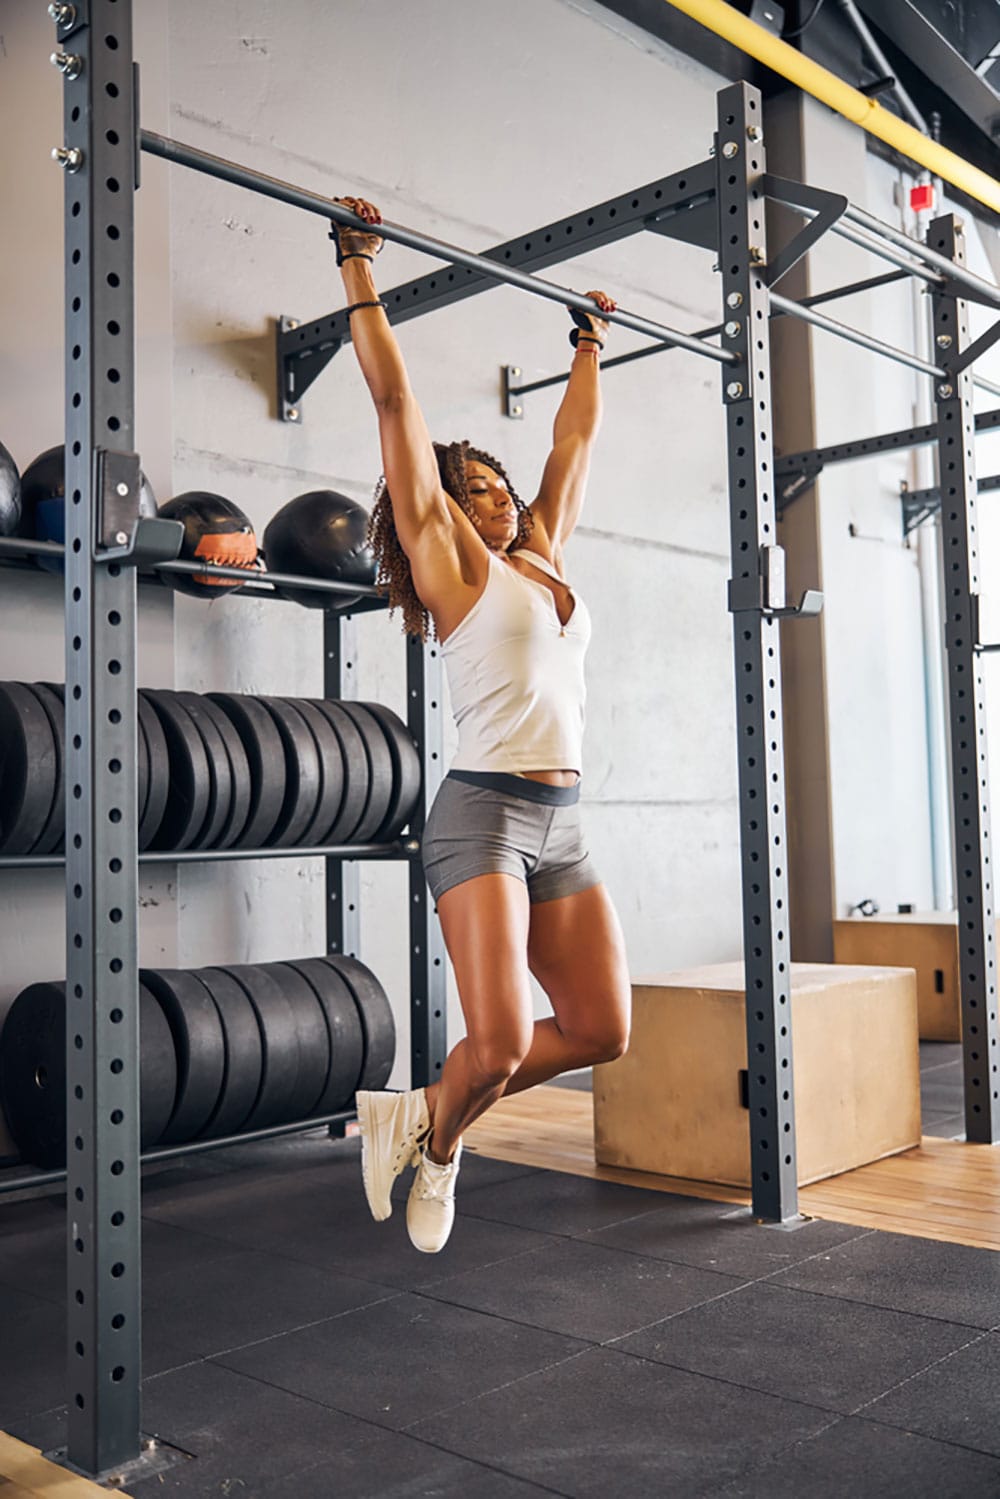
<box><xmin>2</xmin><ymin>1045</ymin><xmax>999</xmax><ymax>1499</ymax></box>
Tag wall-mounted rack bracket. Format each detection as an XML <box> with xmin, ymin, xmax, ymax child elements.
<box><xmin>276</xmin><ymin>314</ymin><xmax>342</xmax><ymax>423</ymax></box>
<box><xmin>503</xmin><ymin>365</ymin><xmax>525</xmax><ymax>420</ymax></box>
<box><xmin>902</xmin><ymin>474</ymin><xmax>1000</xmax><ymax>536</ymax></box>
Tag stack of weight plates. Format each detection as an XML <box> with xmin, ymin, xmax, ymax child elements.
<box><xmin>0</xmin><ymin>682</ymin><xmax>422</xmax><ymax>854</ymax></box>
<box><xmin>0</xmin><ymin>953</ymin><xmax>395</xmax><ymax>1168</ymax></box>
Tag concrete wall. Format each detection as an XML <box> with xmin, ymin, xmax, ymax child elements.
<box><xmin>161</xmin><ymin>0</ymin><xmax>743</xmax><ymax>1083</ymax></box>
<box><xmin>3</xmin><ymin>0</ymin><xmax>999</xmax><ymax>1158</ymax></box>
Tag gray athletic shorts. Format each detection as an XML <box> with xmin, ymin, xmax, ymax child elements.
<box><xmin>422</xmin><ymin>769</ymin><xmax>602</xmax><ymax>906</ymax></box>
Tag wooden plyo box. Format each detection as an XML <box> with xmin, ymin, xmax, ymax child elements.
<box><xmin>593</xmin><ymin>962</ymin><xmax>921</xmax><ymax>1189</ymax></box>
<box><xmin>832</xmin><ymin>912</ymin><xmax>978</xmax><ymax>1042</ymax></box>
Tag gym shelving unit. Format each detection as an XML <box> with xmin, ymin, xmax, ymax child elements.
<box><xmin>0</xmin><ymin>0</ymin><xmax>448</xmax><ymax>1480</ymax></box>
<box><xmin>5</xmin><ymin>0</ymin><xmax>1000</xmax><ymax>1474</ymax></box>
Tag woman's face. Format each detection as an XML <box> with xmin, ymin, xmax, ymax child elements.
<box><xmin>465</xmin><ymin>459</ymin><xmax>518</xmax><ymax>550</ymax></box>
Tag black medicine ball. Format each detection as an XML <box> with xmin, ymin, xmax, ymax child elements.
<box><xmin>0</xmin><ymin>440</ymin><xmax>21</xmax><ymax>537</ymax></box>
<box><xmin>157</xmin><ymin>492</ymin><xmax>259</xmax><ymax>598</ymax></box>
<box><xmin>263</xmin><ymin>489</ymin><xmax>376</xmax><ymax>610</ymax></box>
<box><xmin>18</xmin><ymin>444</ymin><xmax>157</xmax><ymax>571</ymax></box>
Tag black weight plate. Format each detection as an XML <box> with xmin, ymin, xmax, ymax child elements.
<box><xmin>196</xmin><ymin>696</ymin><xmax>252</xmax><ymax>850</ymax></box>
<box><xmin>358</xmin><ymin>700</ymin><xmax>423</xmax><ymax>843</ymax></box>
<box><xmin>137</xmin><ymin>690</ymin><xmax>170</xmax><ymax>851</ymax></box>
<box><xmin>136</xmin><ymin>698</ymin><xmax>151</xmax><ymax>831</ymax></box>
<box><xmin>196</xmin><ymin>967</ymin><xmax>264</xmax><ymax>1137</ymax></box>
<box><xmin>138</xmin><ymin>980</ymin><xmax>179</xmax><ymax>1149</ymax></box>
<box><xmin>173</xmin><ymin>691</ymin><xmax>234</xmax><ymax>851</ymax></box>
<box><xmin>257</xmin><ymin>961</ymin><xmax>331</xmax><ymax>1116</ymax></box>
<box><xmin>220</xmin><ymin>964</ymin><xmax>301</xmax><ymax>1128</ymax></box>
<box><xmin>322</xmin><ymin>954</ymin><xmax>396</xmax><ymax>1090</ymax></box>
<box><xmin>0</xmin><ymin>981</ymin><xmax>178</xmax><ymax>1166</ymax></box>
<box><xmin>257</xmin><ymin>697</ymin><xmax>322</xmax><ymax>848</ymax></box>
<box><xmin>0</xmin><ymin>981</ymin><xmax>67</xmax><ymax>1166</ymax></box>
<box><xmin>37</xmin><ymin>681</ymin><xmax>68</xmax><ymax>853</ymax></box>
<box><xmin>142</xmin><ymin>690</ymin><xmax>212</xmax><ymax>851</ymax></box>
<box><xmin>0</xmin><ymin>682</ymin><xmax>57</xmax><ymax>854</ymax></box>
<box><xmin>332</xmin><ymin>701</ymin><xmax>394</xmax><ymax>845</ymax></box>
<box><xmin>206</xmin><ymin>693</ymin><xmax>286</xmax><ymax>850</ymax></box>
<box><xmin>25</xmin><ymin>683</ymin><xmax>66</xmax><ymax>856</ymax></box>
<box><xmin>308</xmin><ymin>699</ymin><xmax>368</xmax><ymax>844</ymax></box>
<box><xmin>140</xmin><ymin>968</ymin><xmax>226</xmax><ymax>1144</ymax></box>
<box><xmin>278</xmin><ymin>698</ymin><xmax>344</xmax><ymax>848</ymax></box>
<box><xmin>279</xmin><ymin>957</ymin><xmax>365</xmax><ymax>1111</ymax></box>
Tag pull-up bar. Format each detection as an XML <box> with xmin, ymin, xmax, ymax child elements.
<box><xmin>139</xmin><ymin>130</ymin><xmax>737</xmax><ymax>367</ymax></box>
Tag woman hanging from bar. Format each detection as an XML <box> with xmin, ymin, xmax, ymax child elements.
<box><xmin>332</xmin><ymin>196</ymin><xmax>631</xmax><ymax>1253</ymax></box>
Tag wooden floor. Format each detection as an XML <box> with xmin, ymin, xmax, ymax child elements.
<box><xmin>0</xmin><ymin>1432</ymin><xmax>131</xmax><ymax>1498</ymax></box>
<box><xmin>465</xmin><ymin>1085</ymin><xmax>1000</xmax><ymax>1252</ymax></box>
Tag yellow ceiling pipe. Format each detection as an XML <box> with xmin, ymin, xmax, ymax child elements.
<box><xmin>662</xmin><ymin>0</ymin><xmax>1000</xmax><ymax>216</ymax></box>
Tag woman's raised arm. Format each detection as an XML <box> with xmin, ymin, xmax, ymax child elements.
<box><xmin>333</xmin><ymin>197</ymin><xmax>449</xmax><ymax>556</ymax></box>
<box><xmin>531</xmin><ymin>290</ymin><xmax>615</xmax><ymax>549</ymax></box>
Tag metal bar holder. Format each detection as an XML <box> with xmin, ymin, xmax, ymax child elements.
<box><xmin>930</xmin><ymin>213</ymin><xmax>1000</xmax><ymax>1144</ymax></box>
<box><xmin>57</xmin><ymin>0</ymin><xmax>144</xmax><ymax>1476</ymax></box>
<box><xmin>406</xmin><ymin>632</ymin><xmax>448</xmax><ymax>1086</ymax></box>
<box><xmin>718</xmin><ymin>84</ymin><xmax>805</xmax><ymax>1223</ymax></box>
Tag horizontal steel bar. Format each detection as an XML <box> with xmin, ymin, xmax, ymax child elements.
<box><xmin>777</xmin><ymin>406</ymin><xmax>1000</xmax><ymax>476</ymax></box>
<box><xmin>0</xmin><ymin>537</ymin><xmax>388</xmax><ymax>602</ymax></box>
<box><xmin>158</xmin><ymin>556</ymin><xmax>382</xmax><ymax>596</ymax></box>
<box><xmin>0</xmin><ymin>839</ymin><xmax>418</xmax><ymax>870</ymax></box>
<box><xmin>0</xmin><ymin>1109</ymin><xmax>357</xmax><ymax>1196</ymax></box>
<box><xmin>904</xmin><ymin>472</ymin><xmax>1000</xmax><ymax>508</ymax></box>
<box><xmin>510</xmin><ymin>271</ymin><xmax>911</xmax><ymax>398</ymax></box>
<box><xmin>141</xmin><ymin>130</ymin><xmax>736</xmax><ymax>364</ymax></box>
<box><xmin>844</xmin><ymin>203</ymin><xmax>1000</xmax><ymax>310</ymax></box>
<box><xmin>769</xmin><ymin>290</ymin><xmax>946</xmax><ymax>379</ymax></box>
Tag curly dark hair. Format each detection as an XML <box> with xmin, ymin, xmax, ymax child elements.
<box><xmin>364</xmin><ymin>439</ymin><xmax>535</xmax><ymax>641</ymax></box>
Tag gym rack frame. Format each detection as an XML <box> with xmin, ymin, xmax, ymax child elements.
<box><xmin>10</xmin><ymin>0</ymin><xmax>1000</xmax><ymax>1473</ymax></box>
<box><xmin>0</xmin><ymin>1</ymin><xmax>447</xmax><ymax>1481</ymax></box>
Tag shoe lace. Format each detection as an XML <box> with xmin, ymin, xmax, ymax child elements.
<box><xmin>392</xmin><ymin>1121</ymin><xmax>430</xmax><ymax>1172</ymax></box>
<box><xmin>414</xmin><ymin>1157</ymin><xmax>457</xmax><ymax>1203</ymax></box>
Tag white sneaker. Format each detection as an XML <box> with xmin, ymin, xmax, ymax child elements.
<box><xmin>355</xmin><ymin>1088</ymin><xmax>431</xmax><ymax>1222</ymax></box>
<box><xmin>406</xmin><ymin>1141</ymin><xmax>463</xmax><ymax>1253</ymax></box>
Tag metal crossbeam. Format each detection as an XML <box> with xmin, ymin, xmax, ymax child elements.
<box><xmin>776</xmin><ymin>408</ymin><xmax>1000</xmax><ymax>512</ymax></box>
<box><xmin>273</xmin><ymin>160</ymin><xmax>724</xmax><ymax>418</ymax></box>
<box><xmin>505</xmin><ymin>270</ymin><xmax>910</xmax><ymax>407</ymax></box>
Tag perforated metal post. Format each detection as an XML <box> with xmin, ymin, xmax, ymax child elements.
<box><xmin>58</xmin><ymin>0</ymin><xmax>143</xmax><ymax>1473</ymax></box>
<box><xmin>930</xmin><ymin>213</ymin><xmax>1000</xmax><ymax>1143</ymax></box>
<box><xmin>718</xmin><ymin>83</ymin><xmax>798</xmax><ymax>1222</ymax></box>
<box><xmin>406</xmin><ymin>633</ymin><xmax>448</xmax><ymax>1087</ymax></box>
<box><xmin>324</xmin><ymin>611</ymin><xmax>361</xmax><ymax>960</ymax></box>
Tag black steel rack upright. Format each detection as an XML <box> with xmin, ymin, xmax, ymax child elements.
<box><xmin>29</xmin><ymin>0</ymin><xmax>448</xmax><ymax>1478</ymax></box>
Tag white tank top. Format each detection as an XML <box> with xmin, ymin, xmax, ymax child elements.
<box><xmin>440</xmin><ymin>548</ymin><xmax>592</xmax><ymax>775</ymax></box>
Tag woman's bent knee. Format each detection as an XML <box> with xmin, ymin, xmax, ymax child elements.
<box><xmin>468</xmin><ymin>1039</ymin><xmax>530</xmax><ymax>1092</ymax></box>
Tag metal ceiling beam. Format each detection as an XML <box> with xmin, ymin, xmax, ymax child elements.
<box><xmin>855</xmin><ymin>0</ymin><xmax>1000</xmax><ymax>140</ymax></box>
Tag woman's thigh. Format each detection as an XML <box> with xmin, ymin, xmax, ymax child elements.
<box><xmin>527</xmin><ymin>882</ymin><xmax>631</xmax><ymax>1051</ymax></box>
<box><xmin>436</xmin><ymin>871</ymin><xmax>535</xmax><ymax>1059</ymax></box>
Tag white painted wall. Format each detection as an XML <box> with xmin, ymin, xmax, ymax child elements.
<box><xmin>3</xmin><ymin>0</ymin><xmax>998</xmax><ymax>1152</ymax></box>
<box><xmin>162</xmin><ymin>0</ymin><xmax>742</xmax><ymax>1082</ymax></box>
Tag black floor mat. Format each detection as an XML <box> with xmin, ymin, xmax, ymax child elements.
<box><xmin>4</xmin><ymin>1130</ymin><xmax>1000</xmax><ymax>1497</ymax></box>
